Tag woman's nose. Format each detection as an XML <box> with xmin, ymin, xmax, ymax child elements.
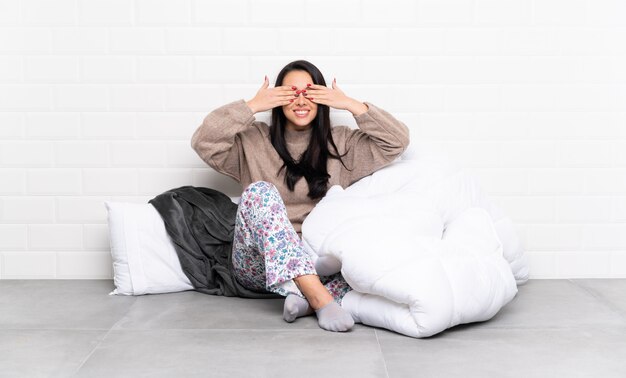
<box><xmin>296</xmin><ymin>91</ymin><xmax>306</xmax><ymax>104</ymax></box>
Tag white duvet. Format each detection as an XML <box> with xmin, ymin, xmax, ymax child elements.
<box><xmin>301</xmin><ymin>151</ymin><xmax>529</xmax><ymax>338</ymax></box>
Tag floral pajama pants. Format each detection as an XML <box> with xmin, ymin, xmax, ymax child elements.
<box><xmin>231</xmin><ymin>180</ymin><xmax>352</xmax><ymax>305</ymax></box>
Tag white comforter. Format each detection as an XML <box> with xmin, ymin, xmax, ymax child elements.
<box><xmin>301</xmin><ymin>152</ymin><xmax>529</xmax><ymax>338</ymax></box>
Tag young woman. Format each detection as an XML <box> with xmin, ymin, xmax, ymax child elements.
<box><xmin>191</xmin><ymin>60</ymin><xmax>410</xmax><ymax>332</ymax></box>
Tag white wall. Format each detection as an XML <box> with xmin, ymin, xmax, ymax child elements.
<box><xmin>0</xmin><ymin>0</ymin><xmax>624</xmax><ymax>279</ymax></box>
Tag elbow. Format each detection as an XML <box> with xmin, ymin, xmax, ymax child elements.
<box><xmin>190</xmin><ymin>116</ymin><xmax>210</xmax><ymax>152</ymax></box>
<box><xmin>190</xmin><ymin>123</ymin><xmax>212</xmax><ymax>165</ymax></box>
<box><xmin>378</xmin><ymin>127</ymin><xmax>410</xmax><ymax>161</ymax></box>
<box><xmin>395</xmin><ymin>122</ymin><xmax>411</xmax><ymax>155</ymax></box>
<box><xmin>190</xmin><ymin>130</ymin><xmax>202</xmax><ymax>155</ymax></box>
<box><xmin>190</xmin><ymin>132</ymin><xmax>198</xmax><ymax>151</ymax></box>
<box><xmin>383</xmin><ymin>143</ymin><xmax>408</xmax><ymax>162</ymax></box>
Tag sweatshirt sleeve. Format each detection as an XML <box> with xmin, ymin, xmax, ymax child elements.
<box><xmin>190</xmin><ymin>99</ymin><xmax>256</xmax><ymax>182</ymax></box>
<box><xmin>339</xmin><ymin>101</ymin><xmax>411</xmax><ymax>187</ymax></box>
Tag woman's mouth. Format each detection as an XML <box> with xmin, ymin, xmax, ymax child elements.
<box><xmin>294</xmin><ymin>110</ymin><xmax>310</xmax><ymax>118</ymax></box>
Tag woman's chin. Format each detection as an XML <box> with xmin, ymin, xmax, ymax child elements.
<box><xmin>290</xmin><ymin>120</ymin><xmax>312</xmax><ymax>130</ymax></box>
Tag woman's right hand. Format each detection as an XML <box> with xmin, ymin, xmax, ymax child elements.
<box><xmin>246</xmin><ymin>76</ymin><xmax>297</xmax><ymax>114</ymax></box>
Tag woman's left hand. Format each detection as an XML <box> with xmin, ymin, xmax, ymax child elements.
<box><xmin>304</xmin><ymin>78</ymin><xmax>354</xmax><ymax>110</ymax></box>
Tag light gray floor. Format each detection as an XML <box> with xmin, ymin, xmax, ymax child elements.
<box><xmin>1</xmin><ymin>279</ymin><xmax>625</xmax><ymax>378</ymax></box>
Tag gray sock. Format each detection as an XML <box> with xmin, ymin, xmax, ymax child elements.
<box><xmin>315</xmin><ymin>300</ymin><xmax>355</xmax><ymax>332</ymax></box>
<box><xmin>283</xmin><ymin>294</ymin><xmax>314</xmax><ymax>323</ymax></box>
<box><xmin>314</xmin><ymin>255</ymin><xmax>342</xmax><ymax>276</ymax></box>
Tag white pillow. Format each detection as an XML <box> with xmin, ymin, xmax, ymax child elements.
<box><xmin>104</xmin><ymin>196</ymin><xmax>241</xmax><ymax>296</ymax></box>
<box><xmin>104</xmin><ymin>201</ymin><xmax>193</xmax><ymax>295</ymax></box>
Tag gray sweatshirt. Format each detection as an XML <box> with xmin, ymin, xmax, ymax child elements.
<box><xmin>191</xmin><ymin>99</ymin><xmax>410</xmax><ymax>239</ymax></box>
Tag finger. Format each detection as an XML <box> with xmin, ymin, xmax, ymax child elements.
<box><xmin>306</xmin><ymin>83</ymin><xmax>327</xmax><ymax>89</ymax></box>
<box><xmin>305</xmin><ymin>84</ymin><xmax>328</xmax><ymax>90</ymax></box>
<box><xmin>308</xmin><ymin>93</ymin><xmax>325</xmax><ymax>100</ymax></box>
<box><xmin>262</xmin><ymin>75</ymin><xmax>270</xmax><ymax>88</ymax></box>
<box><xmin>275</xmin><ymin>99</ymin><xmax>293</xmax><ymax>106</ymax></box>
<box><xmin>301</xmin><ymin>88</ymin><xmax>322</xmax><ymax>95</ymax></box>
<box><xmin>279</xmin><ymin>85</ymin><xmax>304</xmax><ymax>91</ymax></box>
<box><xmin>299</xmin><ymin>91</ymin><xmax>320</xmax><ymax>99</ymax></box>
<box><xmin>275</xmin><ymin>89</ymin><xmax>297</xmax><ymax>95</ymax></box>
<box><xmin>291</xmin><ymin>91</ymin><xmax>312</xmax><ymax>98</ymax></box>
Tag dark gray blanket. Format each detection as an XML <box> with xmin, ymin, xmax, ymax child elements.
<box><xmin>148</xmin><ymin>185</ymin><xmax>281</xmax><ymax>299</ymax></box>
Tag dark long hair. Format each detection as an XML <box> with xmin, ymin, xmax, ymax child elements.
<box><xmin>270</xmin><ymin>60</ymin><xmax>352</xmax><ymax>200</ymax></box>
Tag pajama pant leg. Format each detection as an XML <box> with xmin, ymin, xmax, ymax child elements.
<box><xmin>231</xmin><ymin>181</ymin><xmax>352</xmax><ymax>304</ymax></box>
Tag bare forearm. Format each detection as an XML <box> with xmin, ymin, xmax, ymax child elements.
<box><xmin>346</xmin><ymin>98</ymin><xmax>369</xmax><ymax>117</ymax></box>
<box><xmin>245</xmin><ymin>100</ymin><xmax>258</xmax><ymax>114</ymax></box>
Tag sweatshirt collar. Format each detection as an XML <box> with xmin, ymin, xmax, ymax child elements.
<box><xmin>284</xmin><ymin>126</ymin><xmax>312</xmax><ymax>145</ymax></box>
